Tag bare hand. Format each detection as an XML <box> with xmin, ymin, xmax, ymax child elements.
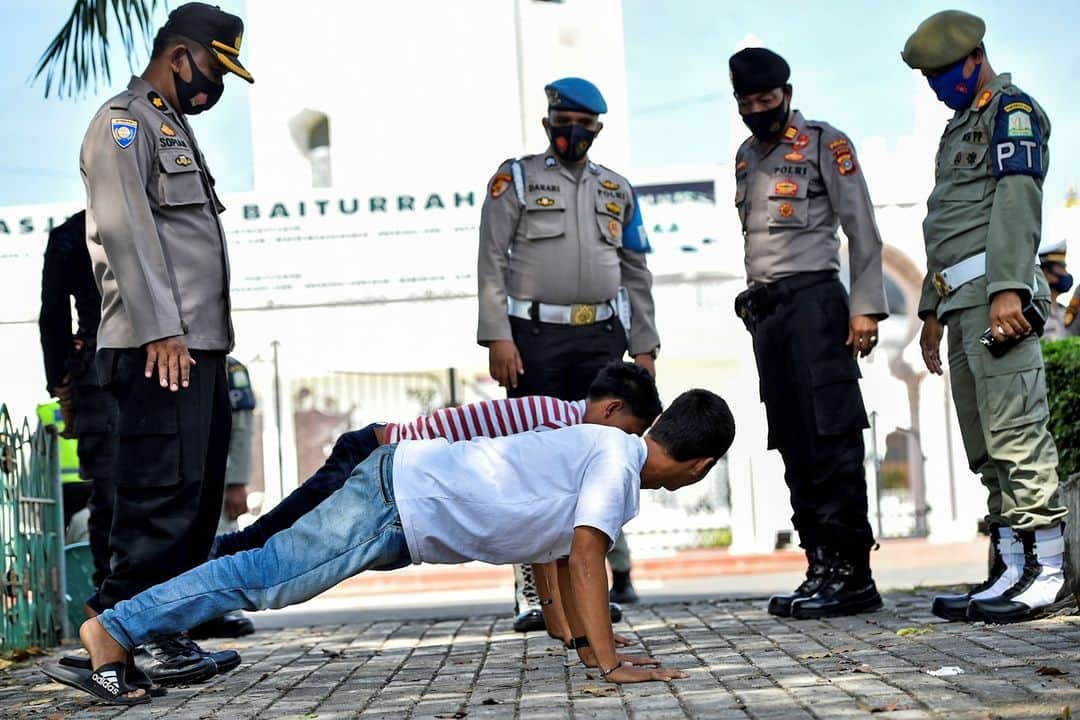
<box><xmin>632</xmin><ymin>353</ymin><xmax>656</xmax><ymax>377</ymax></box>
<box><xmin>617</xmin><ymin>652</ymin><xmax>661</xmax><ymax>667</ymax></box>
<box><xmin>989</xmin><ymin>290</ymin><xmax>1030</xmax><ymax>342</ymax></box>
<box><xmin>144</xmin><ymin>335</ymin><xmax>195</xmax><ymax>392</ymax></box>
<box><xmin>845</xmin><ymin>315</ymin><xmax>879</xmax><ymax>358</ymax></box>
<box><xmin>604</xmin><ymin>663</ymin><xmax>689</xmax><ymax>684</ymax></box>
<box><xmin>53</xmin><ymin>383</ymin><xmax>77</xmax><ymax>437</ymax></box>
<box><xmin>488</xmin><ymin>340</ymin><xmax>523</xmax><ymax>389</ymax></box>
<box><xmin>223</xmin><ymin>485</ymin><xmax>248</xmax><ymax>520</ymax></box>
<box><xmin>613</xmin><ymin>633</ymin><xmax>637</xmax><ymax>648</ymax></box>
<box><xmin>920</xmin><ymin>314</ymin><xmax>945</xmax><ymax>375</ymax></box>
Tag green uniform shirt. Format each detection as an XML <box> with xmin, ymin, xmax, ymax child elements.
<box><xmin>919</xmin><ymin>73</ymin><xmax>1051</xmax><ymax>319</ymax></box>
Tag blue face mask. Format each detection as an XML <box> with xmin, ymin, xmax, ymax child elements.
<box><xmin>1053</xmin><ymin>272</ymin><xmax>1074</xmax><ymax>294</ymax></box>
<box><xmin>927</xmin><ymin>57</ymin><xmax>982</xmax><ymax>110</ymax></box>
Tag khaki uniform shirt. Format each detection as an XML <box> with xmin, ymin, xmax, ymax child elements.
<box><xmin>734</xmin><ymin>111</ymin><xmax>888</xmax><ymax>319</ymax></box>
<box><xmin>80</xmin><ymin>76</ymin><xmax>233</xmax><ymax>351</ymax></box>
<box><xmin>476</xmin><ymin>151</ymin><xmax>659</xmax><ymax>356</ymax></box>
<box><xmin>918</xmin><ymin>73</ymin><xmax>1051</xmax><ymax>320</ymax></box>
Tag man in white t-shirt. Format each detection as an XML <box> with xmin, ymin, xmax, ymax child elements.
<box><xmin>46</xmin><ymin>390</ymin><xmax>735</xmax><ymax>703</ymax></box>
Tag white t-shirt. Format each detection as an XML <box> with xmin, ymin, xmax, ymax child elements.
<box><xmin>391</xmin><ymin>424</ymin><xmax>645</xmax><ymax>565</ymax></box>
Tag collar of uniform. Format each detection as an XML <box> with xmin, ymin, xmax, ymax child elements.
<box><xmin>952</xmin><ymin>72</ymin><xmax>1012</xmax><ymax>126</ymax></box>
<box><xmin>779</xmin><ymin>110</ymin><xmax>806</xmax><ymax>145</ymax></box>
<box><xmin>127</xmin><ymin>75</ymin><xmax>181</xmax><ymax>118</ymax></box>
<box><xmin>545</xmin><ymin>147</ymin><xmax>590</xmax><ymax>182</ymax></box>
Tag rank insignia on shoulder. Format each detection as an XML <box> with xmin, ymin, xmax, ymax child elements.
<box><xmin>975</xmin><ymin>90</ymin><xmax>994</xmax><ymax>111</ymax></box>
<box><xmin>601</xmin><ymin>179</ymin><xmax>620</xmax><ymax>190</ymax></box>
<box><xmin>774</xmin><ymin>180</ymin><xmax>798</xmax><ymax>197</ymax></box>
<box><xmin>175</xmin><ymin>155</ymin><xmax>193</xmax><ymax>167</ymax></box>
<box><xmin>535</xmin><ymin>196</ymin><xmax>555</xmax><ymax>207</ymax></box>
<box><xmin>111</xmin><ymin>118</ymin><xmax>138</xmax><ymax>149</ymax></box>
<box><xmin>783</xmin><ymin>126</ymin><xmax>798</xmax><ymax>140</ymax></box>
<box><xmin>147</xmin><ymin>91</ymin><xmax>167</xmax><ymax>112</ymax></box>
<box><xmin>489</xmin><ymin>173</ymin><xmax>511</xmax><ymax>199</ymax></box>
<box><xmin>160</xmin><ymin>122</ymin><xmax>176</xmax><ymax>137</ymax></box>
<box><xmin>605</xmin><ymin>201</ymin><xmax>622</xmax><ymax>215</ymax></box>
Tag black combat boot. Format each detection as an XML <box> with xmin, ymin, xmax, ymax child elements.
<box><xmin>790</xmin><ymin>547</ymin><xmax>882</xmax><ymax>620</ymax></box>
<box><xmin>768</xmin><ymin>546</ymin><xmax>831</xmax><ymax>617</ymax></box>
<box><xmin>968</xmin><ymin>525</ymin><xmax>1076</xmax><ymax>624</ymax></box>
<box><xmin>932</xmin><ymin>526</ymin><xmax>1022</xmax><ymax>621</ymax></box>
<box><xmin>609</xmin><ymin>570</ymin><xmax>639</xmax><ymax>604</ymax></box>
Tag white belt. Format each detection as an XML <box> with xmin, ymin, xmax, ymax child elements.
<box><xmin>507</xmin><ymin>296</ymin><xmax>615</xmax><ymax>326</ymax></box>
<box><xmin>933</xmin><ymin>251</ymin><xmax>1038</xmax><ymax>298</ymax></box>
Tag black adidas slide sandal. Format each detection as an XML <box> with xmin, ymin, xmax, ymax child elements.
<box><xmin>41</xmin><ymin>660</ymin><xmax>152</xmax><ymax>705</ymax></box>
<box><xmin>58</xmin><ymin>654</ymin><xmax>167</xmax><ymax>697</ymax></box>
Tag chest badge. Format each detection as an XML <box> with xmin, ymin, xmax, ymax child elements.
<box><xmin>774</xmin><ymin>180</ymin><xmax>799</xmax><ymax>197</ymax></box>
<box><xmin>600</xmin><ymin>179</ymin><xmax>620</xmax><ymax>191</ymax></box>
<box><xmin>608</xmin><ymin>219</ymin><xmax>622</xmax><ymax>238</ymax></box>
<box><xmin>111</xmin><ymin>118</ymin><xmax>138</xmax><ymax>149</ymax></box>
<box><xmin>784</xmin><ymin>151</ymin><xmax>805</xmax><ymax>162</ymax></box>
<box><xmin>605</xmin><ymin>201</ymin><xmax>622</xmax><ymax>215</ymax></box>
<box><xmin>175</xmin><ymin>155</ymin><xmax>193</xmax><ymax>167</ymax></box>
<box><xmin>793</xmin><ymin>134</ymin><xmax>810</xmax><ymax>150</ymax></box>
<box><xmin>975</xmin><ymin>90</ymin><xmax>994</xmax><ymax>111</ymax></box>
<box><xmin>535</xmin><ymin>197</ymin><xmax>555</xmax><ymax>207</ymax></box>
<box><xmin>778</xmin><ymin>202</ymin><xmax>795</xmax><ymax>218</ymax></box>
<box><xmin>160</xmin><ymin>122</ymin><xmax>177</xmax><ymax>137</ymax></box>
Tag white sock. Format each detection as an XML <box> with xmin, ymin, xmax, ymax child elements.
<box><xmin>971</xmin><ymin>527</ymin><xmax>1025</xmax><ymax>601</ymax></box>
<box><xmin>1009</xmin><ymin>526</ymin><xmax>1065</xmax><ymax>609</ymax></box>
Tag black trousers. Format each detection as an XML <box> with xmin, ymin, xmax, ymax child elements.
<box><xmin>750</xmin><ymin>278</ymin><xmax>874</xmax><ymax>554</ymax></box>
<box><xmin>212</xmin><ymin>424</ymin><xmax>381</xmax><ymax>557</ymax></box>
<box><xmin>70</xmin><ymin>364</ymin><xmax>118</xmax><ymax>587</ymax></box>
<box><xmin>91</xmin><ymin>348</ymin><xmax>231</xmax><ymax>610</ymax></box>
<box><xmin>508</xmin><ymin>315</ymin><xmax>628</xmax><ymax>401</ymax></box>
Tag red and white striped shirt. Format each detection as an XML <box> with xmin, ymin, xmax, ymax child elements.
<box><xmin>384</xmin><ymin>396</ymin><xmax>586</xmax><ymax>443</ymax></box>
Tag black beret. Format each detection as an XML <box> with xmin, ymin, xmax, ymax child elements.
<box><xmin>729</xmin><ymin>48</ymin><xmax>790</xmax><ymax>96</ymax></box>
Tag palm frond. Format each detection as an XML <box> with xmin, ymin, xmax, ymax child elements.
<box><xmin>31</xmin><ymin>0</ymin><xmax>164</xmax><ymax>99</ymax></box>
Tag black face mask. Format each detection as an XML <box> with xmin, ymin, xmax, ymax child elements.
<box><xmin>174</xmin><ymin>49</ymin><xmax>224</xmax><ymax>115</ymax></box>
<box><xmin>547</xmin><ymin>123</ymin><xmax>597</xmax><ymax>163</ymax></box>
<box><xmin>741</xmin><ymin>100</ymin><xmax>789</xmax><ymax>141</ymax></box>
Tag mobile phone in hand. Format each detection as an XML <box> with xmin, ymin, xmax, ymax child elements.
<box><xmin>979</xmin><ymin>303</ymin><xmax>1046</xmax><ymax>358</ymax></box>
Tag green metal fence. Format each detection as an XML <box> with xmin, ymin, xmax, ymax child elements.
<box><xmin>1</xmin><ymin>404</ymin><xmax>66</xmax><ymax>652</ymax></box>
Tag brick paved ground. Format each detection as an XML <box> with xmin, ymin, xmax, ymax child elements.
<box><xmin>2</xmin><ymin>589</ymin><xmax>1078</xmax><ymax>719</ymax></box>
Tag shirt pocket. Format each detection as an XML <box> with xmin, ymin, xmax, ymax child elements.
<box><xmin>157</xmin><ymin>148</ymin><xmax>208</xmax><ymax>207</ymax></box>
<box><xmin>523</xmin><ymin>193</ymin><xmax>566</xmax><ymax>241</ymax></box>
<box><xmin>943</xmin><ymin>145</ymin><xmax>991</xmax><ymax>202</ymax></box>
<box><xmin>767</xmin><ymin>177</ymin><xmax>809</xmax><ymax>228</ymax></box>
<box><xmin>594</xmin><ymin>195</ymin><xmax>625</xmax><ymax>248</ymax></box>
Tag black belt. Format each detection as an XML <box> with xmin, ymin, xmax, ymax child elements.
<box><xmin>735</xmin><ymin>270</ymin><xmax>838</xmax><ymax>329</ymax></box>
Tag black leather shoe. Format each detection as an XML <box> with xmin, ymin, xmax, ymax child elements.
<box><xmin>512</xmin><ymin>608</ymin><xmax>545</xmax><ymax>633</ymax></box>
<box><xmin>790</xmin><ymin>555</ymin><xmax>883</xmax><ymax>620</ymax></box>
<box><xmin>136</xmin><ymin>634</ymin><xmax>218</xmax><ymax>686</ymax></box>
<box><xmin>176</xmin><ymin>635</ymin><xmax>242</xmax><ymax>674</ymax></box>
<box><xmin>609</xmin><ymin>571</ymin><xmax>639</xmax><ymax>604</ymax></box>
<box><xmin>768</xmin><ymin>547</ymin><xmax>831</xmax><ymax>617</ymax></box>
<box><xmin>187</xmin><ymin>611</ymin><xmax>256</xmax><ymax>640</ymax></box>
<box><xmin>609</xmin><ymin>602</ymin><xmax>623</xmax><ymax>623</ymax></box>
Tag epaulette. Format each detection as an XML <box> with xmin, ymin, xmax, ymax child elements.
<box><xmin>107</xmin><ymin>92</ymin><xmax>135</xmax><ymax>111</ymax></box>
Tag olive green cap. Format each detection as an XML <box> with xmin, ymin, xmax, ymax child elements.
<box><xmin>902</xmin><ymin>10</ymin><xmax>985</xmax><ymax>70</ymax></box>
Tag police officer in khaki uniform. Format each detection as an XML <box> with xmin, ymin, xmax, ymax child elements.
<box><xmin>1037</xmin><ymin>239</ymin><xmax>1079</xmax><ymax>341</ymax></box>
<box><xmin>904</xmin><ymin>10</ymin><xmax>1072</xmax><ymax>624</ymax></box>
<box><xmin>729</xmin><ymin>48</ymin><xmax>888</xmax><ymax>620</ymax></box>
<box><xmin>81</xmin><ymin>2</ymin><xmax>252</xmax><ymax>683</ymax></box>
<box><xmin>477</xmin><ymin>77</ymin><xmax>659</xmax><ymax>632</ymax></box>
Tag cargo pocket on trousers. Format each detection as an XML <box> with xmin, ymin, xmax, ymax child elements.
<box><xmin>984</xmin><ymin>342</ymin><xmax>1049</xmax><ymax>432</ymax></box>
<box><xmin>115</xmin><ymin>387</ymin><xmax>181</xmax><ymax>489</ymax></box>
<box><xmin>809</xmin><ymin>356</ymin><xmax>867</xmax><ymax>436</ymax></box>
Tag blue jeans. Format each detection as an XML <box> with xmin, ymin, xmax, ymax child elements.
<box><xmin>212</xmin><ymin>424</ymin><xmax>382</xmax><ymax>557</ymax></box>
<box><xmin>97</xmin><ymin>446</ymin><xmax>410</xmax><ymax>649</ymax></box>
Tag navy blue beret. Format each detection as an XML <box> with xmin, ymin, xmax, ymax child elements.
<box><xmin>544</xmin><ymin>77</ymin><xmax>607</xmax><ymax>114</ymax></box>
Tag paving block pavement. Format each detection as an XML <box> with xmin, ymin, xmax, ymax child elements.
<box><xmin>1</xmin><ymin>590</ymin><xmax>1078</xmax><ymax>719</ymax></box>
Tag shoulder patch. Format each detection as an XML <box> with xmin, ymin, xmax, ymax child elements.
<box><xmin>111</xmin><ymin>119</ymin><xmax>138</xmax><ymax>149</ymax></box>
<box><xmin>992</xmin><ymin>93</ymin><xmax>1043</xmax><ymax>179</ymax></box>
<box><xmin>489</xmin><ymin>173</ymin><xmax>512</xmax><ymax>199</ymax></box>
